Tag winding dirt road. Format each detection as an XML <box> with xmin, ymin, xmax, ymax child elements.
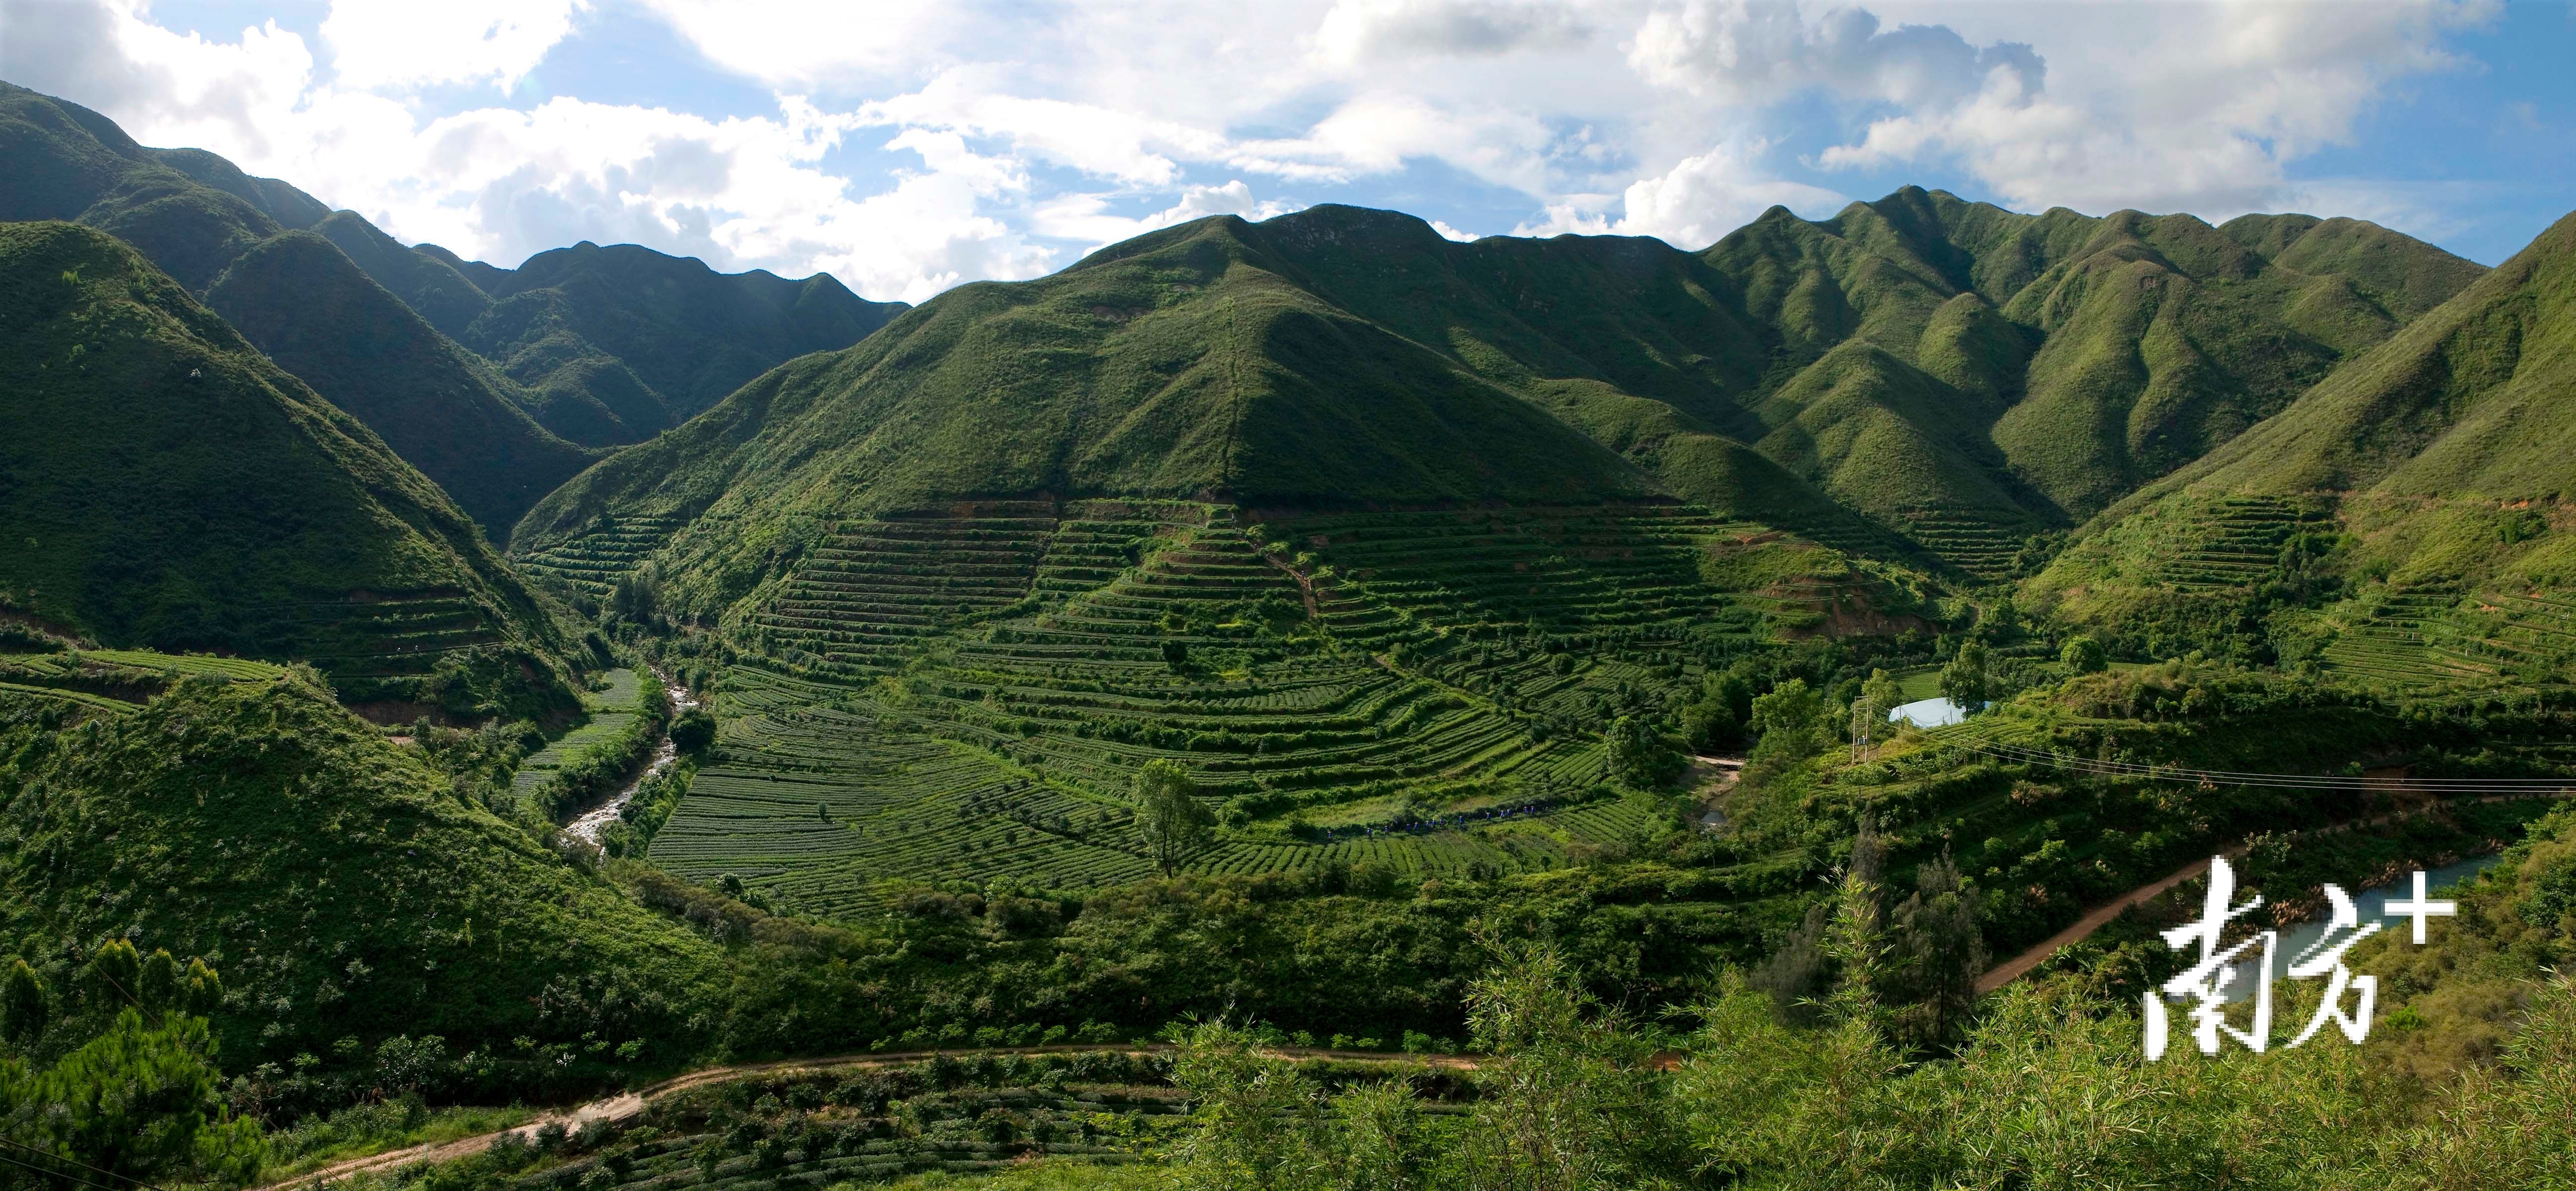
<box><xmin>259</xmin><ymin>1045</ymin><xmax>1474</xmax><ymax>1189</ymax></box>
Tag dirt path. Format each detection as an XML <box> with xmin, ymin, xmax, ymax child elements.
<box><xmin>1974</xmin><ymin>858</ymin><xmax>2213</xmax><ymax>993</ymax></box>
<box><xmin>259</xmin><ymin>1045</ymin><xmax>1476</xmax><ymax>1189</ymax></box>
<box><xmin>1686</xmin><ymin>754</ymin><xmax>1742</xmax><ymax>831</ymax></box>
<box><xmin>1974</xmin><ymin>784</ymin><xmax>2576</xmax><ymax>994</ymax></box>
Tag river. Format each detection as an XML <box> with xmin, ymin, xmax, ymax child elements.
<box><xmin>565</xmin><ymin>667</ymin><xmax>697</xmax><ymax>846</ymax></box>
<box><xmin>2218</xmin><ymin>853</ymin><xmax>2502</xmax><ymax>1002</ymax></box>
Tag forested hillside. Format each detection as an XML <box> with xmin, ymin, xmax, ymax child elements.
<box><xmin>0</xmin><ymin>222</ymin><xmax>577</xmax><ymax>715</ymax></box>
<box><xmin>2030</xmin><ymin>209</ymin><xmax>2576</xmax><ymax>684</ymax></box>
<box><xmin>0</xmin><ymin>81</ymin><xmax>907</xmax><ymax>526</ymax></box>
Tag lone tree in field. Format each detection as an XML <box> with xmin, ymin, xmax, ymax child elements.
<box><xmin>1939</xmin><ymin>642</ymin><xmax>1990</xmax><ymax>713</ymax></box>
<box><xmin>1133</xmin><ymin>759</ymin><xmax>1214</xmax><ymax>877</ymax></box>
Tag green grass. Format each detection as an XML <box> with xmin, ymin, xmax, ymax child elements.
<box><xmin>266</xmin><ymin>1103</ymin><xmax>539</xmax><ymax>1177</ymax></box>
<box><xmin>0</xmin><ymin>220</ymin><xmax>580</xmax><ymax>711</ymax></box>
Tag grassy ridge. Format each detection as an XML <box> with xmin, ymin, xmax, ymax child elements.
<box><xmin>205</xmin><ymin>231</ymin><xmax>599</xmax><ymax>539</ymax></box>
<box><xmin>0</xmin><ymin>222</ymin><xmax>577</xmax><ymax>709</ymax></box>
<box><xmin>2030</xmin><ymin>210</ymin><xmax>2576</xmax><ymax>685</ymax></box>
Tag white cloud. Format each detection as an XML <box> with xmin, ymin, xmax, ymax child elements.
<box><xmin>1034</xmin><ymin>179</ymin><xmax>1303</xmax><ymax>256</ymax></box>
<box><xmin>1627</xmin><ymin>0</ymin><xmax>2039</xmax><ymax>108</ymax></box>
<box><xmin>1512</xmin><ymin>141</ymin><xmax>1842</xmax><ymax>246</ymax></box>
<box><xmin>1316</xmin><ymin>0</ymin><xmax>1595</xmax><ymax>64</ymax></box>
<box><xmin>320</xmin><ymin>0</ymin><xmax>588</xmax><ymax>91</ymax></box>
<box><xmin>0</xmin><ymin>0</ymin><xmax>316</xmax><ymax>161</ymax></box>
<box><xmin>0</xmin><ymin>0</ymin><xmax>2511</xmax><ymax>301</ymax></box>
<box><xmin>629</xmin><ymin>0</ymin><xmax>963</xmax><ymax>87</ymax></box>
<box><xmin>1797</xmin><ymin>0</ymin><xmax>2500</xmax><ymax>217</ymax></box>
<box><xmin>1428</xmin><ymin>218</ymin><xmax>1480</xmax><ymax>241</ymax></box>
<box><xmin>1612</xmin><ymin>141</ymin><xmax>1845</xmax><ymax>245</ymax></box>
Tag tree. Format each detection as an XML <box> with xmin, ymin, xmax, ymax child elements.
<box><xmin>1748</xmin><ymin>678</ymin><xmax>1822</xmax><ymax>759</ymax></box>
<box><xmin>1133</xmin><ymin>760</ymin><xmax>1214</xmax><ymax>877</ymax></box>
<box><xmin>1680</xmin><ymin>698</ymin><xmax>1739</xmax><ymax>753</ymax></box>
<box><xmin>3</xmin><ymin>959</ymin><xmax>47</xmax><ymax>1046</ymax></box>
<box><xmin>670</xmin><ymin>707</ymin><xmax>718</xmax><ymax>753</ymax></box>
<box><xmin>1456</xmin><ymin>937</ymin><xmax>1675</xmax><ymax>1189</ymax></box>
<box><xmin>2060</xmin><ymin>635</ymin><xmax>2108</xmax><ymax>674</ymax></box>
<box><xmin>374</xmin><ymin>1034</ymin><xmax>449</xmax><ymax>1097</ymax></box>
<box><xmin>1162</xmin><ymin>640</ymin><xmax>1191</xmax><ymax>672</ymax></box>
<box><xmin>1608</xmin><ymin>716</ymin><xmax>1684</xmax><ymax>788</ymax></box>
<box><xmin>1938</xmin><ymin>643</ymin><xmax>1989</xmax><ymax>713</ymax></box>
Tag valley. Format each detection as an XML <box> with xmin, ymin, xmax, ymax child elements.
<box><xmin>6</xmin><ymin>73</ymin><xmax>2576</xmax><ymax>1191</ymax></box>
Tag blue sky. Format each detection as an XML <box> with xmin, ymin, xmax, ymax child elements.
<box><xmin>4</xmin><ymin>0</ymin><xmax>2569</xmax><ymax>301</ymax></box>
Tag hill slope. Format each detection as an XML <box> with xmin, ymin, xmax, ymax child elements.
<box><xmin>1</xmin><ymin>77</ymin><xmax>905</xmax><ymax>487</ymax></box>
<box><xmin>522</xmin><ymin>196</ymin><xmax>2477</xmax><ymax>585</ymax></box>
<box><xmin>204</xmin><ymin>231</ymin><xmax>597</xmax><ymax>538</ymax></box>
<box><xmin>459</xmin><ymin>241</ymin><xmax>909</xmax><ymax>437</ymax></box>
<box><xmin>514</xmin><ymin>211</ymin><xmax>1664</xmax><ymax>603</ymax></box>
<box><xmin>0</xmin><ymin>222</ymin><xmax>576</xmax><ymax>712</ymax></box>
<box><xmin>2027</xmin><ymin>210</ymin><xmax>2576</xmax><ymax>682</ymax></box>
<box><xmin>0</xmin><ymin>666</ymin><xmax>725</xmax><ymax>1065</ymax></box>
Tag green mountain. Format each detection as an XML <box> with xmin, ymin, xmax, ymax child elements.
<box><xmin>204</xmin><ymin>231</ymin><xmax>597</xmax><ymax>538</ymax></box>
<box><xmin>0</xmin><ymin>221</ymin><xmax>576</xmax><ymax>712</ymax></box>
<box><xmin>0</xmin><ymin>78</ymin><xmax>904</xmax><ymax>501</ymax></box>
<box><xmin>454</xmin><ymin>241</ymin><xmax>909</xmax><ymax>442</ymax></box>
<box><xmin>0</xmin><ymin>663</ymin><xmax>724</xmax><ymax>1064</ymax></box>
<box><xmin>523</xmin><ymin>195</ymin><xmax>2478</xmax><ymax>582</ymax></box>
<box><xmin>1686</xmin><ymin>192</ymin><xmax>2475</xmax><ymax>565</ymax></box>
<box><xmin>514</xmin><ymin>209</ymin><xmax>1662</xmax><ymax>580</ymax></box>
<box><xmin>2028</xmin><ymin>209</ymin><xmax>2576</xmax><ymax>684</ymax></box>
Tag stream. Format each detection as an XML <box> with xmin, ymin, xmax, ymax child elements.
<box><xmin>2218</xmin><ymin>853</ymin><xmax>2502</xmax><ymax>1002</ymax></box>
<box><xmin>566</xmin><ymin>668</ymin><xmax>697</xmax><ymax>846</ymax></box>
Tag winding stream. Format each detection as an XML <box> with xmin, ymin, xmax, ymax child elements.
<box><xmin>2218</xmin><ymin>853</ymin><xmax>2502</xmax><ymax>1002</ymax></box>
<box><xmin>566</xmin><ymin>668</ymin><xmax>697</xmax><ymax>846</ymax></box>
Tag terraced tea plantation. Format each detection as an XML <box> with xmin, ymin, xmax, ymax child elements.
<box><xmin>0</xmin><ymin>647</ymin><xmax>288</xmax><ymax>713</ymax></box>
<box><xmin>537</xmin><ymin>500</ymin><xmax>1869</xmax><ymax>910</ymax></box>
<box><xmin>513</xmin><ymin>668</ymin><xmax>648</xmax><ymax>795</ymax></box>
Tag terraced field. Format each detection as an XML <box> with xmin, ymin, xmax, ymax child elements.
<box><xmin>1891</xmin><ymin>508</ymin><xmax>2033</xmax><ymax>581</ymax></box>
<box><xmin>518</xmin><ymin>514</ymin><xmax>692</xmax><ymax>602</ymax></box>
<box><xmin>0</xmin><ymin>648</ymin><xmax>289</xmax><ymax>714</ymax></box>
<box><xmin>2043</xmin><ymin>495</ymin><xmax>2325</xmax><ymax>599</ymax></box>
<box><xmin>585</xmin><ymin>500</ymin><xmax>1805</xmax><ymax>909</ymax></box>
<box><xmin>2318</xmin><ymin>583</ymin><xmax>2576</xmax><ymax>689</ymax></box>
<box><xmin>513</xmin><ymin>668</ymin><xmax>647</xmax><ymax>795</ymax></box>
<box><xmin>229</xmin><ymin>590</ymin><xmax>512</xmax><ymax>692</ymax></box>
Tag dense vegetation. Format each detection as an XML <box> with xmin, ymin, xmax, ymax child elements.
<box><xmin>204</xmin><ymin>231</ymin><xmax>598</xmax><ymax>536</ymax></box>
<box><xmin>17</xmin><ymin>65</ymin><xmax>2576</xmax><ymax>1185</ymax></box>
<box><xmin>0</xmin><ymin>222</ymin><xmax>579</xmax><ymax>713</ymax></box>
<box><xmin>0</xmin><ymin>81</ymin><xmax>905</xmax><ymax>525</ymax></box>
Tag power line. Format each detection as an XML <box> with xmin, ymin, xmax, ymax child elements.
<box><xmin>0</xmin><ymin>1149</ymin><xmax>160</xmax><ymax>1191</ymax></box>
<box><xmin>0</xmin><ymin>1137</ymin><xmax>176</xmax><ymax>1191</ymax></box>
<box><xmin>1958</xmin><ymin>740</ymin><xmax>2576</xmax><ymax>794</ymax></box>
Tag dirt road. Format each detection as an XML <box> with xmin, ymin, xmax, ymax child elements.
<box><xmin>259</xmin><ymin>1044</ymin><xmax>1475</xmax><ymax>1189</ymax></box>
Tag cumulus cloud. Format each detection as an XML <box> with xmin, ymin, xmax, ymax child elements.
<box><xmin>1628</xmin><ymin>0</ymin><xmax>2039</xmax><ymax>108</ymax></box>
<box><xmin>1790</xmin><ymin>0</ymin><xmax>2498</xmax><ymax>217</ymax></box>
<box><xmin>0</xmin><ymin>0</ymin><xmax>2508</xmax><ymax>298</ymax></box>
<box><xmin>320</xmin><ymin>0</ymin><xmax>588</xmax><ymax>91</ymax></box>
<box><xmin>1034</xmin><ymin>180</ymin><xmax>1303</xmax><ymax>255</ymax></box>
<box><xmin>1513</xmin><ymin>140</ymin><xmax>1842</xmax><ymax>246</ymax></box>
<box><xmin>0</xmin><ymin>0</ymin><xmax>316</xmax><ymax>161</ymax></box>
<box><xmin>1612</xmin><ymin>141</ymin><xmax>1846</xmax><ymax>245</ymax></box>
<box><xmin>1316</xmin><ymin>0</ymin><xmax>1594</xmax><ymax>64</ymax></box>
